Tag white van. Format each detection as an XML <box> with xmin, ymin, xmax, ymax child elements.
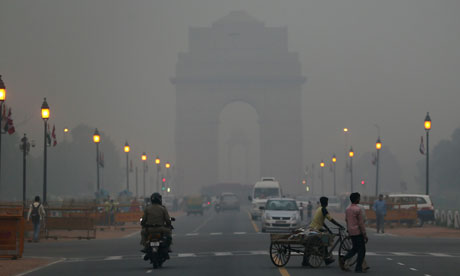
<box><xmin>249</xmin><ymin>177</ymin><xmax>282</xmax><ymax>220</ymax></box>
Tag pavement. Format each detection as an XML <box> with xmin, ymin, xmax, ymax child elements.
<box><xmin>14</xmin><ymin>205</ymin><xmax>460</xmax><ymax>276</ymax></box>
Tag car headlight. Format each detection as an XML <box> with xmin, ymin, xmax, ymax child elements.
<box><xmin>265</xmin><ymin>213</ymin><xmax>271</xmax><ymax>220</ymax></box>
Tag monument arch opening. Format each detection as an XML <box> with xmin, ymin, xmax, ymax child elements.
<box><xmin>218</xmin><ymin>101</ymin><xmax>260</xmax><ymax>185</ymax></box>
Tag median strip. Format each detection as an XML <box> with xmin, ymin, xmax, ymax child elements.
<box><xmin>278</xmin><ymin>267</ymin><xmax>290</xmax><ymax>276</ymax></box>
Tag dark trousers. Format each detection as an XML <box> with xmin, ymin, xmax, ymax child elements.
<box><xmin>376</xmin><ymin>213</ymin><xmax>385</xmax><ymax>233</ymax></box>
<box><xmin>344</xmin><ymin>234</ymin><xmax>366</xmax><ymax>271</ymax></box>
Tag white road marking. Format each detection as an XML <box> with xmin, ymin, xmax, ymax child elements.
<box><xmin>105</xmin><ymin>256</ymin><xmax>122</xmax><ymax>260</ymax></box>
<box><xmin>123</xmin><ymin>230</ymin><xmax>140</xmax><ymax>239</ymax></box>
<box><xmin>366</xmin><ymin>252</ymin><xmax>378</xmax><ymax>256</ymax></box>
<box><xmin>397</xmin><ymin>262</ymin><xmax>405</xmax><ymax>266</ymax></box>
<box><xmin>429</xmin><ymin>252</ymin><xmax>453</xmax><ymax>257</ymax></box>
<box><xmin>392</xmin><ymin>252</ymin><xmax>414</xmax><ymax>256</ymax></box>
<box><xmin>178</xmin><ymin>253</ymin><xmax>197</xmax><ymax>257</ymax></box>
<box><xmin>210</xmin><ymin>232</ymin><xmax>222</xmax><ymax>235</ymax></box>
<box><xmin>410</xmin><ymin>268</ymin><xmax>418</xmax><ymax>271</ymax></box>
<box><xmin>146</xmin><ymin>270</ymin><xmax>152</xmax><ymax>273</ymax></box>
<box><xmin>250</xmin><ymin>250</ymin><xmax>269</xmax><ymax>255</ymax></box>
<box><xmin>16</xmin><ymin>258</ymin><xmax>66</xmax><ymax>276</ymax></box>
<box><xmin>215</xmin><ymin>252</ymin><xmax>233</xmax><ymax>256</ymax></box>
<box><xmin>386</xmin><ymin>258</ymin><xmax>393</xmax><ymax>260</ymax></box>
<box><xmin>234</xmin><ymin>232</ymin><xmax>246</xmax><ymax>235</ymax></box>
<box><xmin>186</xmin><ymin>233</ymin><xmax>199</xmax><ymax>236</ymax></box>
<box><xmin>425</xmin><ymin>274</ymin><xmax>432</xmax><ymax>276</ymax></box>
<box><xmin>192</xmin><ymin>212</ymin><xmax>215</xmax><ymax>233</ymax></box>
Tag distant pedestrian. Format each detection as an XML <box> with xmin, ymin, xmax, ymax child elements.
<box><xmin>372</xmin><ymin>194</ymin><xmax>387</xmax><ymax>234</ymax></box>
<box><xmin>298</xmin><ymin>202</ymin><xmax>303</xmax><ymax>221</ymax></box>
<box><xmin>306</xmin><ymin>201</ymin><xmax>313</xmax><ymax>222</ymax></box>
<box><xmin>340</xmin><ymin>192</ymin><xmax>368</xmax><ymax>273</ymax></box>
<box><xmin>27</xmin><ymin>196</ymin><xmax>46</xmax><ymax>242</ymax></box>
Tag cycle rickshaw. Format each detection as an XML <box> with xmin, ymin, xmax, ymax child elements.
<box><xmin>269</xmin><ymin>227</ymin><xmax>355</xmax><ymax>268</ymax></box>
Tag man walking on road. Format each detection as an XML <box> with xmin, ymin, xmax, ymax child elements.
<box><xmin>372</xmin><ymin>194</ymin><xmax>387</xmax><ymax>234</ymax></box>
<box><xmin>27</xmin><ymin>196</ymin><xmax>46</xmax><ymax>242</ymax></box>
<box><xmin>340</xmin><ymin>192</ymin><xmax>368</xmax><ymax>273</ymax></box>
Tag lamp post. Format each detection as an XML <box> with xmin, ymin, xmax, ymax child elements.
<box><xmin>141</xmin><ymin>152</ymin><xmax>147</xmax><ymax>198</ymax></box>
<box><xmin>124</xmin><ymin>141</ymin><xmax>130</xmax><ymax>192</ymax></box>
<box><xmin>20</xmin><ymin>134</ymin><xmax>30</xmax><ymax>207</ymax></box>
<box><xmin>0</xmin><ymin>76</ymin><xmax>6</xmax><ymax>187</ymax></box>
<box><xmin>375</xmin><ymin>137</ymin><xmax>382</xmax><ymax>196</ymax></box>
<box><xmin>424</xmin><ymin>113</ymin><xmax>432</xmax><ymax>195</ymax></box>
<box><xmin>320</xmin><ymin>161</ymin><xmax>325</xmax><ymax>195</ymax></box>
<box><xmin>155</xmin><ymin>156</ymin><xmax>160</xmax><ymax>193</ymax></box>
<box><xmin>332</xmin><ymin>154</ymin><xmax>337</xmax><ymax>196</ymax></box>
<box><xmin>41</xmin><ymin>98</ymin><xmax>50</xmax><ymax>204</ymax></box>
<box><xmin>349</xmin><ymin>147</ymin><xmax>354</xmax><ymax>193</ymax></box>
<box><xmin>93</xmin><ymin>129</ymin><xmax>101</xmax><ymax>194</ymax></box>
<box><xmin>165</xmin><ymin>162</ymin><xmax>171</xmax><ymax>192</ymax></box>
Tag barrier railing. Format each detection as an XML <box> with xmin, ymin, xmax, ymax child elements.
<box><xmin>362</xmin><ymin>203</ymin><xmax>418</xmax><ymax>227</ymax></box>
<box><xmin>0</xmin><ymin>206</ymin><xmax>25</xmax><ymax>259</ymax></box>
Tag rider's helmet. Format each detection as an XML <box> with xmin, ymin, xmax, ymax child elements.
<box><xmin>151</xmin><ymin>193</ymin><xmax>162</xmax><ymax>205</ymax></box>
<box><xmin>319</xmin><ymin>196</ymin><xmax>328</xmax><ymax>207</ymax></box>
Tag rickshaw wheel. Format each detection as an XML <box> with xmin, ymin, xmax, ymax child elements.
<box><xmin>339</xmin><ymin>236</ymin><xmax>357</xmax><ymax>266</ymax></box>
<box><xmin>270</xmin><ymin>242</ymin><xmax>291</xmax><ymax>267</ymax></box>
<box><xmin>306</xmin><ymin>235</ymin><xmax>325</xmax><ymax>268</ymax></box>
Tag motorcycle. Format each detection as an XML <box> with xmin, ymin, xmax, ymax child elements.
<box><xmin>142</xmin><ymin>217</ymin><xmax>175</xmax><ymax>269</ymax></box>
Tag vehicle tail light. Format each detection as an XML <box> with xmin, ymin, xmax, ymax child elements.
<box><xmin>421</xmin><ymin>206</ymin><xmax>434</xmax><ymax>211</ymax></box>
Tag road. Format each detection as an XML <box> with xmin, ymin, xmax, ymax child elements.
<box><xmin>22</xmin><ymin>206</ymin><xmax>460</xmax><ymax>276</ymax></box>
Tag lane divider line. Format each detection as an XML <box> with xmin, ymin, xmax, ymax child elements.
<box><xmin>410</xmin><ymin>268</ymin><xmax>418</xmax><ymax>271</ymax></box>
<box><xmin>278</xmin><ymin>267</ymin><xmax>290</xmax><ymax>276</ymax></box>
<box><xmin>146</xmin><ymin>270</ymin><xmax>152</xmax><ymax>273</ymax></box>
<box><xmin>247</xmin><ymin>211</ymin><xmax>259</xmax><ymax>232</ymax></box>
<box><xmin>16</xmin><ymin>258</ymin><xmax>66</xmax><ymax>276</ymax></box>
<box><xmin>397</xmin><ymin>262</ymin><xmax>405</xmax><ymax>266</ymax></box>
<box><xmin>192</xmin><ymin>212</ymin><xmax>215</xmax><ymax>233</ymax></box>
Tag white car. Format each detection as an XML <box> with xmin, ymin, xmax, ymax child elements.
<box><xmin>387</xmin><ymin>194</ymin><xmax>435</xmax><ymax>222</ymax></box>
<box><xmin>261</xmin><ymin>198</ymin><xmax>301</xmax><ymax>233</ymax></box>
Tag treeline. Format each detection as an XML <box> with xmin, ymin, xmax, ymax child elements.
<box><xmin>0</xmin><ymin>124</ymin><xmax>124</xmax><ymax>201</ymax></box>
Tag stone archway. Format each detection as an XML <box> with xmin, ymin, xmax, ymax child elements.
<box><xmin>172</xmin><ymin>11</ymin><xmax>305</xmax><ymax>195</ymax></box>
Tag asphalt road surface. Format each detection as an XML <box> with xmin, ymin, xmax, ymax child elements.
<box><xmin>22</xmin><ymin>206</ymin><xmax>460</xmax><ymax>276</ymax></box>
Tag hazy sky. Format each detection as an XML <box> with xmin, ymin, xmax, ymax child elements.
<box><xmin>1</xmin><ymin>0</ymin><xmax>459</xmax><ymax>191</ymax></box>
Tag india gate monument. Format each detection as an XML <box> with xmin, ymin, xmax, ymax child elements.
<box><xmin>172</xmin><ymin>11</ymin><xmax>305</xmax><ymax>194</ymax></box>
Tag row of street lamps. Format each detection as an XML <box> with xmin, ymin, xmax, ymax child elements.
<box><xmin>315</xmin><ymin>113</ymin><xmax>431</xmax><ymax>197</ymax></box>
<box><xmin>92</xmin><ymin>129</ymin><xmax>172</xmax><ymax>198</ymax></box>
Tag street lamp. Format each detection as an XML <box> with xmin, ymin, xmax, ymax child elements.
<box><xmin>0</xmin><ymin>76</ymin><xmax>6</xmax><ymax>187</ymax></box>
<box><xmin>41</xmin><ymin>98</ymin><xmax>50</xmax><ymax>204</ymax></box>
<box><xmin>349</xmin><ymin>147</ymin><xmax>354</xmax><ymax>193</ymax></box>
<box><xmin>375</xmin><ymin>137</ymin><xmax>382</xmax><ymax>196</ymax></box>
<box><xmin>332</xmin><ymin>154</ymin><xmax>337</xmax><ymax>196</ymax></box>
<box><xmin>155</xmin><ymin>156</ymin><xmax>161</xmax><ymax>193</ymax></box>
<box><xmin>424</xmin><ymin>112</ymin><xmax>432</xmax><ymax>195</ymax></box>
<box><xmin>124</xmin><ymin>141</ymin><xmax>130</xmax><ymax>192</ymax></box>
<box><xmin>320</xmin><ymin>161</ymin><xmax>325</xmax><ymax>195</ymax></box>
<box><xmin>141</xmin><ymin>152</ymin><xmax>147</xmax><ymax>198</ymax></box>
<box><xmin>93</xmin><ymin>129</ymin><xmax>101</xmax><ymax>194</ymax></box>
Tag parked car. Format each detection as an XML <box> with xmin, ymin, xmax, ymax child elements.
<box><xmin>218</xmin><ymin>193</ymin><xmax>240</xmax><ymax>211</ymax></box>
<box><xmin>327</xmin><ymin>196</ymin><xmax>342</xmax><ymax>212</ymax></box>
<box><xmin>260</xmin><ymin>198</ymin><xmax>301</xmax><ymax>233</ymax></box>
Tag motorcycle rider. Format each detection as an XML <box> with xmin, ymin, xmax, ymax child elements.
<box><xmin>141</xmin><ymin>193</ymin><xmax>172</xmax><ymax>255</ymax></box>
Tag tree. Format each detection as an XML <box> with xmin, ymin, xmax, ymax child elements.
<box><xmin>417</xmin><ymin>127</ymin><xmax>460</xmax><ymax>208</ymax></box>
